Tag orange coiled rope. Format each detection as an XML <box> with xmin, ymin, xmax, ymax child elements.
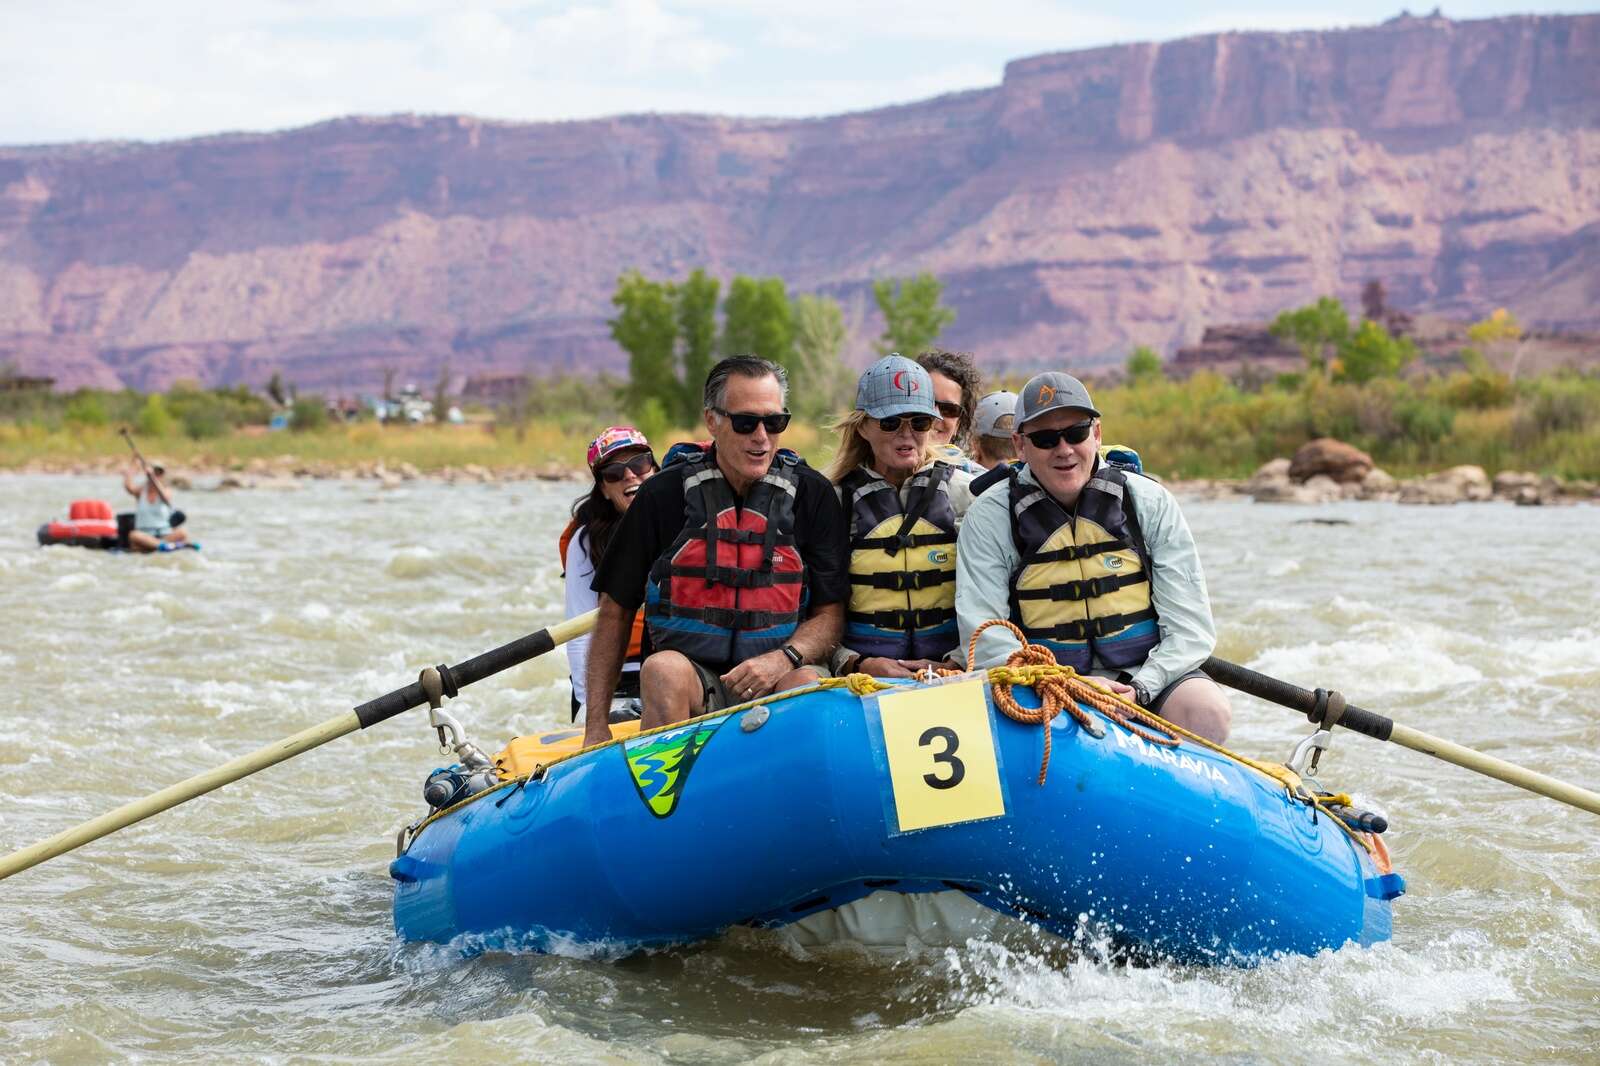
<box><xmin>964</xmin><ymin>619</ymin><xmax>1181</xmax><ymax>785</ymax></box>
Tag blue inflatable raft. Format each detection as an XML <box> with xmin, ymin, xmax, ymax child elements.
<box><xmin>391</xmin><ymin>676</ymin><xmax>1403</xmax><ymax>962</ymax></box>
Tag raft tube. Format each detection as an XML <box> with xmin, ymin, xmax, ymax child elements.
<box><xmin>391</xmin><ymin>679</ymin><xmax>1403</xmax><ymax>962</ymax></box>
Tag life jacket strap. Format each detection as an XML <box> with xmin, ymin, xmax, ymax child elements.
<box><xmin>1025</xmin><ymin>607</ymin><xmax>1157</xmax><ymax>641</ymax></box>
<box><xmin>1025</xmin><ymin>539</ymin><xmax>1125</xmax><ymax>564</ymax></box>
<box><xmin>667</xmin><ymin>564</ymin><xmax>804</xmax><ymax>589</ymax></box>
<box><xmin>853</xmin><ymin>531</ymin><xmax>955</xmax><ymax>551</ymax></box>
<box><xmin>847</xmin><ymin>606</ymin><xmax>957</xmax><ymax>630</ymax></box>
<box><xmin>658</xmin><ymin>604</ymin><xmax>805</xmax><ymax>630</ymax></box>
<box><xmin>1013</xmin><ymin>570</ymin><xmax>1148</xmax><ymax>602</ymax></box>
<box><xmin>848</xmin><ymin>569</ymin><xmax>956</xmax><ymax>592</ymax></box>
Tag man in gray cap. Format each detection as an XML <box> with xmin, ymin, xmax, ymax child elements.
<box><xmin>954</xmin><ymin>372</ymin><xmax>1232</xmax><ymax>742</ymax></box>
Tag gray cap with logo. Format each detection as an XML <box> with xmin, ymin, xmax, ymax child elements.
<box><xmin>1014</xmin><ymin>372</ymin><xmax>1100</xmax><ymax>428</ymax></box>
<box><xmin>973</xmin><ymin>391</ymin><xmax>1018</xmax><ymax>437</ymax></box>
<box><xmin>855</xmin><ymin>354</ymin><xmax>937</xmax><ymax>419</ymax></box>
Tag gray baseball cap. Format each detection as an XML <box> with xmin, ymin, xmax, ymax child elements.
<box><xmin>973</xmin><ymin>391</ymin><xmax>1018</xmax><ymax>437</ymax></box>
<box><xmin>855</xmin><ymin>355</ymin><xmax>937</xmax><ymax>419</ymax></box>
<box><xmin>1015</xmin><ymin>372</ymin><xmax>1099</xmax><ymax>428</ymax></box>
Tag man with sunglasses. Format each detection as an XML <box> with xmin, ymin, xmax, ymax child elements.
<box><xmin>954</xmin><ymin>372</ymin><xmax>1232</xmax><ymax>742</ymax></box>
<box><xmin>582</xmin><ymin>355</ymin><xmax>849</xmax><ymax>747</ymax></box>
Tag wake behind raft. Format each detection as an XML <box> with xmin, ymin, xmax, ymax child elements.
<box><xmin>392</xmin><ymin>662</ymin><xmax>1404</xmax><ymax>963</ymax></box>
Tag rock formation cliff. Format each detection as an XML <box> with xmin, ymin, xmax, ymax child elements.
<box><xmin>2</xmin><ymin>12</ymin><xmax>1597</xmax><ymax>391</ymax></box>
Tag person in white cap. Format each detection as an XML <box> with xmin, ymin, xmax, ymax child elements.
<box><xmin>825</xmin><ymin>355</ymin><xmax>976</xmax><ymax>678</ymax></box>
<box><xmin>969</xmin><ymin>390</ymin><xmax>1019</xmax><ymax>470</ymax></box>
<box><xmin>954</xmin><ymin>372</ymin><xmax>1232</xmax><ymax>742</ymax></box>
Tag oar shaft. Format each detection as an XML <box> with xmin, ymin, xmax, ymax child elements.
<box><xmin>0</xmin><ymin>610</ymin><xmax>599</xmax><ymax>882</ymax></box>
<box><xmin>1203</xmin><ymin>656</ymin><xmax>1600</xmax><ymax>818</ymax></box>
<box><xmin>0</xmin><ymin>712</ymin><xmax>359</xmax><ymax>881</ymax></box>
<box><xmin>1387</xmin><ymin>723</ymin><xmax>1600</xmax><ymax>817</ymax></box>
<box><xmin>119</xmin><ymin>428</ymin><xmax>173</xmax><ymax>508</ymax></box>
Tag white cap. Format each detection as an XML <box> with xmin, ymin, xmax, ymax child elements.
<box><xmin>973</xmin><ymin>391</ymin><xmax>1018</xmax><ymax>437</ymax></box>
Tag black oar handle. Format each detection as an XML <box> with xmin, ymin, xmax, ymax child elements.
<box><xmin>353</xmin><ymin>626</ymin><xmax>563</xmax><ymax>728</ymax></box>
<box><xmin>1201</xmin><ymin>657</ymin><xmax>1394</xmax><ymax>742</ymax></box>
<box><xmin>119</xmin><ymin>428</ymin><xmax>175</xmax><ymax>508</ymax></box>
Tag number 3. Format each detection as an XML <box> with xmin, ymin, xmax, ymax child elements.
<box><xmin>919</xmin><ymin>726</ymin><xmax>966</xmax><ymax>790</ymax></box>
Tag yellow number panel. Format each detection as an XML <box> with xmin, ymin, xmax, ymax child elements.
<box><xmin>879</xmin><ymin>679</ymin><xmax>1006</xmax><ymax>832</ymax></box>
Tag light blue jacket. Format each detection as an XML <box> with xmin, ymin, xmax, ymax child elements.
<box><xmin>954</xmin><ymin>463</ymin><xmax>1216</xmax><ymax>698</ymax></box>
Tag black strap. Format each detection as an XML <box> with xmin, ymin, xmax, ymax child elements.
<box><xmin>1025</xmin><ymin>607</ymin><xmax>1157</xmax><ymax>641</ymax></box>
<box><xmin>668</xmin><ymin>564</ymin><xmax>804</xmax><ymax>588</ymax></box>
<box><xmin>1025</xmin><ymin>539</ymin><xmax>1125</xmax><ymax>564</ymax></box>
<box><xmin>656</xmin><ymin>604</ymin><xmax>804</xmax><ymax>630</ymax></box>
<box><xmin>887</xmin><ymin>472</ymin><xmax>943</xmax><ymax>555</ymax></box>
<box><xmin>1013</xmin><ymin>570</ymin><xmax>1147</xmax><ymax>601</ymax></box>
<box><xmin>848</xmin><ymin>606</ymin><xmax>957</xmax><ymax>630</ymax></box>
<box><xmin>856</xmin><ymin>531</ymin><xmax>954</xmax><ymax>551</ymax></box>
<box><xmin>848</xmin><ymin>569</ymin><xmax>956</xmax><ymax>592</ymax></box>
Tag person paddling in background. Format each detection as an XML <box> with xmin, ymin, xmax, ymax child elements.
<box><xmin>827</xmin><ymin>356</ymin><xmax>975</xmax><ymax>678</ymax></box>
<box><xmin>916</xmin><ymin>349</ymin><xmax>985</xmax><ymax>474</ymax></box>
<box><xmin>121</xmin><ymin>462</ymin><xmax>189</xmax><ymax>553</ymax></box>
<box><xmin>955</xmin><ymin>373</ymin><xmax>1233</xmax><ymax>743</ymax></box>
<box><xmin>969</xmin><ymin>390</ymin><xmax>1018</xmax><ymax>471</ymax></box>
<box><xmin>561</xmin><ymin>427</ymin><xmax>657</xmax><ymax>723</ymax></box>
<box><xmin>582</xmin><ymin>356</ymin><xmax>849</xmax><ymax>747</ymax></box>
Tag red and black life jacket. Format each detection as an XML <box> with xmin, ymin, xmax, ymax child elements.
<box><xmin>644</xmin><ymin>445</ymin><xmax>807</xmax><ymax>666</ymax></box>
<box><xmin>1007</xmin><ymin>463</ymin><xmax>1158</xmax><ymax>672</ymax></box>
<box><xmin>839</xmin><ymin>463</ymin><xmax>960</xmax><ymax>660</ymax></box>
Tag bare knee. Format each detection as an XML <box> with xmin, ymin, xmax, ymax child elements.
<box><xmin>1160</xmin><ymin>677</ymin><xmax>1232</xmax><ymax>744</ymax></box>
<box><xmin>639</xmin><ymin>652</ymin><xmax>702</xmax><ymax>726</ymax></box>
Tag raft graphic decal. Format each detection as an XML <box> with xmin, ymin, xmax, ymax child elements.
<box><xmin>622</xmin><ymin>718</ymin><xmax>727</xmax><ymax>818</ymax></box>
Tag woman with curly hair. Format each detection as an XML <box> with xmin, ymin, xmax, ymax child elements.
<box><xmin>917</xmin><ymin>349</ymin><xmax>985</xmax><ymax>472</ymax></box>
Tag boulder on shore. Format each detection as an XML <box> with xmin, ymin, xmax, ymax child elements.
<box><xmin>1289</xmin><ymin>438</ymin><xmax>1374</xmax><ymax>484</ymax></box>
<box><xmin>1398</xmin><ymin>465</ymin><xmax>1491</xmax><ymax>505</ymax></box>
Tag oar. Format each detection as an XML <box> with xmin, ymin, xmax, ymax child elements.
<box><xmin>0</xmin><ymin>610</ymin><xmax>599</xmax><ymax>882</ymax></box>
<box><xmin>1203</xmin><ymin>657</ymin><xmax>1600</xmax><ymax>817</ymax></box>
<box><xmin>118</xmin><ymin>427</ymin><xmax>185</xmax><ymax>528</ymax></box>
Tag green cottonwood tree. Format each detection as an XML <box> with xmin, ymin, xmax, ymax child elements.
<box><xmin>1270</xmin><ymin>297</ymin><xmax>1351</xmax><ymax>379</ymax></box>
<box><xmin>721</xmin><ymin>276</ymin><xmax>796</xmax><ymax>371</ymax></box>
<box><xmin>609</xmin><ymin>270</ymin><xmax>679</xmax><ymax>417</ymax></box>
<box><xmin>1335</xmin><ymin>319</ymin><xmax>1417</xmax><ymax>384</ymax></box>
<box><xmin>791</xmin><ymin>293</ymin><xmax>850</xmax><ymax>419</ymax></box>
<box><xmin>872</xmin><ymin>273</ymin><xmax>956</xmax><ymax>356</ymax></box>
<box><xmin>674</xmin><ymin>269</ymin><xmax>720</xmax><ymax>423</ymax></box>
<box><xmin>1125</xmin><ymin>345</ymin><xmax>1164</xmax><ymax>386</ymax></box>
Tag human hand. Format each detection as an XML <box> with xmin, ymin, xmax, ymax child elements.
<box><xmin>582</xmin><ymin>717</ymin><xmax>613</xmax><ymax>749</ymax></box>
<box><xmin>1092</xmin><ymin>677</ymin><xmax>1137</xmax><ymax>700</ymax></box>
<box><xmin>895</xmin><ymin>658</ymin><xmax>948</xmax><ymax>677</ymax></box>
<box><xmin>721</xmin><ymin>650</ymin><xmax>790</xmax><ymax>702</ymax></box>
<box><xmin>858</xmin><ymin>657</ymin><xmax>917</xmax><ymax>679</ymax></box>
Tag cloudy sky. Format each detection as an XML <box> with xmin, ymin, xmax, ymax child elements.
<box><xmin>3</xmin><ymin>1</ymin><xmax>1588</xmax><ymax>145</ymax></box>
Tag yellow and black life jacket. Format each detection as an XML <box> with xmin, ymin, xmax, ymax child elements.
<box><xmin>643</xmin><ymin>445</ymin><xmax>808</xmax><ymax>667</ymax></box>
<box><xmin>840</xmin><ymin>463</ymin><xmax>959</xmax><ymax>660</ymax></box>
<box><xmin>1006</xmin><ymin>462</ymin><xmax>1158</xmax><ymax>672</ymax></box>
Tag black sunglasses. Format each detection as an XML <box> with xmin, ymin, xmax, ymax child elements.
<box><xmin>1024</xmin><ymin>419</ymin><xmax>1096</xmax><ymax>450</ymax></box>
<box><xmin>597</xmin><ymin>452</ymin><xmax>657</xmax><ymax>483</ymax></box>
<box><xmin>935</xmin><ymin>401</ymin><xmax>965</xmax><ymax>420</ymax></box>
<box><xmin>877</xmin><ymin>414</ymin><xmax>935</xmax><ymax>434</ymax></box>
<box><xmin>714</xmin><ymin>408</ymin><xmax>791</xmax><ymax>435</ymax></box>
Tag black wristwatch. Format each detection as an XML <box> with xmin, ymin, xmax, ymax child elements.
<box><xmin>780</xmin><ymin>643</ymin><xmax>804</xmax><ymax>668</ymax></box>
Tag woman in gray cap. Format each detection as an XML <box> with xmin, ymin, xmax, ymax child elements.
<box><xmin>825</xmin><ymin>355</ymin><xmax>976</xmax><ymax>678</ymax></box>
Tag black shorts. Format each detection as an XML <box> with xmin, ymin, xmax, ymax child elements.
<box><xmin>1146</xmin><ymin>668</ymin><xmax>1209</xmax><ymax>712</ymax></box>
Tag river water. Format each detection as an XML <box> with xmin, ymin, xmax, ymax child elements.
<box><xmin>2</xmin><ymin>473</ymin><xmax>1596</xmax><ymax>1064</ymax></box>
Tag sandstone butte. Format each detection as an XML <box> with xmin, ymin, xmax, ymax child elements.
<box><xmin>1</xmin><ymin>11</ymin><xmax>1597</xmax><ymax>393</ymax></box>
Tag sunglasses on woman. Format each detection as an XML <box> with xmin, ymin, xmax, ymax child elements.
<box><xmin>713</xmin><ymin>408</ymin><xmax>792</xmax><ymax>435</ymax></box>
<box><xmin>935</xmin><ymin>401</ymin><xmax>965</xmax><ymax>421</ymax></box>
<box><xmin>1024</xmin><ymin>419</ymin><xmax>1096</xmax><ymax>450</ymax></box>
<box><xmin>597</xmin><ymin>452</ymin><xmax>657</xmax><ymax>483</ymax></box>
<box><xmin>877</xmin><ymin>414</ymin><xmax>935</xmax><ymax>433</ymax></box>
